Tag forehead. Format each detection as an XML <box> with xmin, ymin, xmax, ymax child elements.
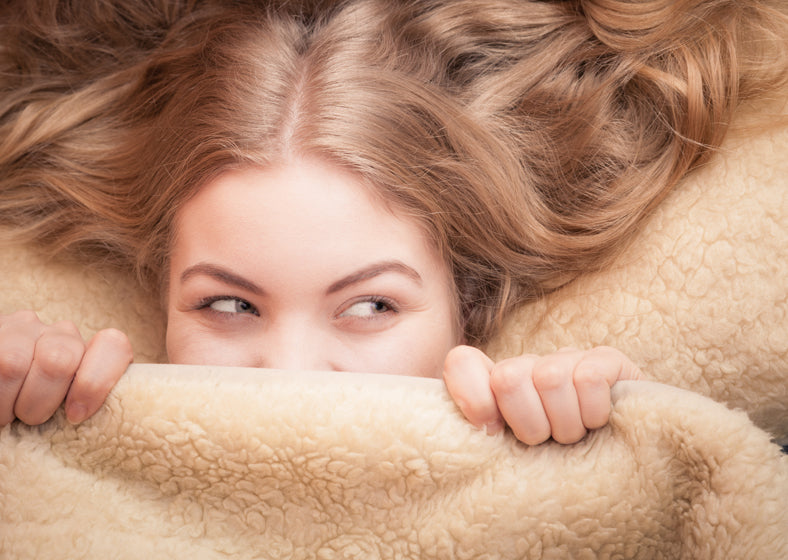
<box><xmin>170</xmin><ymin>159</ymin><xmax>442</xmax><ymax>280</ymax></box>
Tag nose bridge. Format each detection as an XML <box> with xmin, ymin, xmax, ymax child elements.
<box><xmin>261</xmin><ymin>314</ymin><xmax>329</xmax><ymax>372</ymax></box>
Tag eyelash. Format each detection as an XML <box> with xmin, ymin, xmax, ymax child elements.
<box><xmin>195</xmin><ymin>295</ymin><xmax>259</xmax><ymax>317</ymax></box>
<box><xmin>341</xmin><ymin>296</ymin><xmax>399</xmax><ymax>317</ymax></box>
<box><xmin>193</xmin><ymin>295</ymin><xmax>400</xmax><ymax>321</ymax></box>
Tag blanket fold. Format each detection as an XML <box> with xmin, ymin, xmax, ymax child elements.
<box><xmin>1</xmin><ymin>365</ymin><xmax>786</xmax><ymax>559</ymax></box>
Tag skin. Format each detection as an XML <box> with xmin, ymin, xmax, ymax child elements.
<box><xmin>0</xmin><ymin>157</ymin><xmax>641</xmax><ymax>443</ymax></box>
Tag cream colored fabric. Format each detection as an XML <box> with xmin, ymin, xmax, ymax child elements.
<box><xmin>1</xmin><ymin>100</ymin><xmax>787</xmax><ymax>557</ymax></box>
<box><xmin>1</xmin><ymin>368</ymin><xmax>786</xmax><ymax>559</ymax></box>
<box><xmin>488</xmin><ymin>100</ymin><xmax>788</xmax><ymax>442</ymax></box>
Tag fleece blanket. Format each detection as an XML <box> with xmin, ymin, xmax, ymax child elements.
<box><xmin>1</xmin><ymin>369</ymin><xmax>786</xmax><ymax>559</ymax></box>
<box><xmin>1</xmin><ymin>99</ymin><xmax>787</xmax><ymax>557</ymax></box>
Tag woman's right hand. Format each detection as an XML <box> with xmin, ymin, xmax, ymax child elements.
<box><xmin>0</xmin><ymin>311</ymin><xmax>133</xmax><ymax>427</ymax></box>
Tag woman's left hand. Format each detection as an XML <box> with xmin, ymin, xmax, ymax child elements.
<box><xmin>442</xmin><ymin>345</ymin><xmax>642</xmax><ymax>445</ymax></box>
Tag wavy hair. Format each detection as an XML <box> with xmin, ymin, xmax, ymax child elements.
<box><xmin>1</xmin><ymin>0</ymin><xmax>787</xmax><ymax>345</ymax></box>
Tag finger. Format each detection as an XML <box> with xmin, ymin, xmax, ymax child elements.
<box><xmin>51</xmin><ymin>319</ymin><xmax>82</xmax><ymax>337</ymax></box>
<box><xmin>581</xmin><ymin>346</ymin><xmax>643</xmax><ymax>385</ymax></box>
<box><xmin>442</xmin><ymin>345</ymin><xmax>503</xmax><ymax>434</ymax></box>
<box><xmin>532</xmin><ymin>351</ymin><xmax>587</xmax><ymax>444</ymax></box>
<box><xmin>574</xmin><ymin>362</ymin><xmax>612</xmax><ymax>430</ymax></box>
<box><xmin>0</xmin><ymin>316</ymin><xmax>45</xmax><ymax>425</ymax></box>
<box><xmin>574</xmin><ymin>346</ymin><xmax>643</xmax><ymax>429</ymax></box>
<box><xmin>65</xmin><ymin>328</ymin><xmax>133</xmax><ymax>424</ymax></box>
<box><xmin>14</xmin><ymin>327</ymin><xmax>86</xmax><ymax>425</ymax></box>
<box><xmin>0</xmin><ymin>310</ymin><xmax>42</xmax><ymax>329</ymax></box>
<box><xmin>489</xmin><ymin>355</ymin><xmax>551</xmax><ymax>445</ymax></box>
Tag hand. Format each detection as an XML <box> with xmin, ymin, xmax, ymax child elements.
<box><xmin>0</xmin><ymin>311</ymin><xmax>133</xmax><ymax>427</ymax></box>
<box><xmin>443</xmin><ymin>345</ymin><xmax>642</xmax><ymax>445</ymax></box>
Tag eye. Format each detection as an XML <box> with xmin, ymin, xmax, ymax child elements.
<box><xmin>338</xmin><ymin>298</ymin><xmax>396</xmax><ymax>319</ymax></box>
<box><xmin>200</xmin><ymin>296</ymin><xmax>259</xmax><ymax>316</ymax></box>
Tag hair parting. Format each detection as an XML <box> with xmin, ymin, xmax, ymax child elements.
<box><xmin>1</xmin><ymin>0</ymin><xmax>786</xmax><ymax>344</ymax></box>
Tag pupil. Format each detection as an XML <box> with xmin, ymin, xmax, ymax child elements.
<box><xmin>236</xmin><ymin>300</ymin><xmax>250</xmax><ymax>312</ymax></box>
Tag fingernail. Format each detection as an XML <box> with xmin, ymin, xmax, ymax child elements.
<box><xmin>66</xmin><ymin>403</ymin><xmax>88</xmax><ymax>424</ymax></box>
<box><xmin>485</xmin><ymin>420</ymin><xmax>504</xmax><ymax>436</ymax></box>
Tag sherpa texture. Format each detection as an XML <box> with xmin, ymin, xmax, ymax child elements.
<box><xmin>488</xmin><ymin>99</ymin><xmax>788</xmax><ymax>443</ymax></box>
<box><xmin>1</xmin><ymin>100</ymin><xmax>787</xmax><ymax>558</ymax></box>
<box><xmin>1</xmin><ymin>369</ymin><xmax>786</xmax><ymax>559</ymax></box>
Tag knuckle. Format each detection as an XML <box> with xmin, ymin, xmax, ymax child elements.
<box><xmin>443</xmin><ymin>345</ymin><xmax>493</xmax><ymax>387</ymax></box>
<box><xmin>532</xmin><ymin>359</ymin><xmax>569</xmax><ymax>391</ymax></box>
<box><xmin>94</xmin><ymin>328</ymin><xmax>134</xmax><ymax>360</ymax></box>
<box><xmin>8</xmin><ymin>310</ymin><xmax>41</xmax><ymax>324</ymax></box>
<box><xmin>589</xmin><ymin>345</ymin><xmax>622</xmax><ymax>361</ymax></box>
<box><xmin>443</xmin><ymin>345</ymin><xmax>479</xmax><ymax>371</ymax></box>
<box><xmin>573</xmin><ymin>361</ymin><xmax>603</xmax><ymax>386</ymax></box>
<box><xmin>0</xmin><ymin>349</ymin><xmax>33</xmax><ymax>380</ymax></box>
<box><xmin>35</xmin><ymin>335</ymin><xmax>85</xmax><ymax>378</ymax></box>
<box><xmin>490</xmin><ymin>360</ymin><xmax>526</xmax><ymax>395</ymax></box>
<box><xmin>52</xmin><ymin>320</ymin><xmax>81</xmax><ymax>336</ymax></box>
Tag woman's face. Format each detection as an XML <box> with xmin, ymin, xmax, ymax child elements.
<box><xmin>166</xmin><ymin>157</ymin><xmax>461</xmax><ymax>378</ymax></box>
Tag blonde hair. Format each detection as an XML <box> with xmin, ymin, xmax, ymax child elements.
<box><xmin>1</xmin><ymin>0</ymin><xmax>787</xmax><ymax>345</ymax></box>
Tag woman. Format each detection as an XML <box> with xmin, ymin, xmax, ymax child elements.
<box><xmin>1</xmin><ymin>0</ymin><xmax>785</xmax><ymax>442</ymax></box>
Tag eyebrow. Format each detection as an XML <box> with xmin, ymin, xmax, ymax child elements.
<box><xmin>178</xmin><ymin>260</ymin><xmax>423</xmax><ymax>296</ymax></box>
<box><xmin>326</xmin><ymin>261</ymin><xmax>423</xmax><ymax>294</ymax></box>
<box><xmin>179</xmin><ymin>263</ymin><xmax>265</xmax><ymax>295</ymax></box>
